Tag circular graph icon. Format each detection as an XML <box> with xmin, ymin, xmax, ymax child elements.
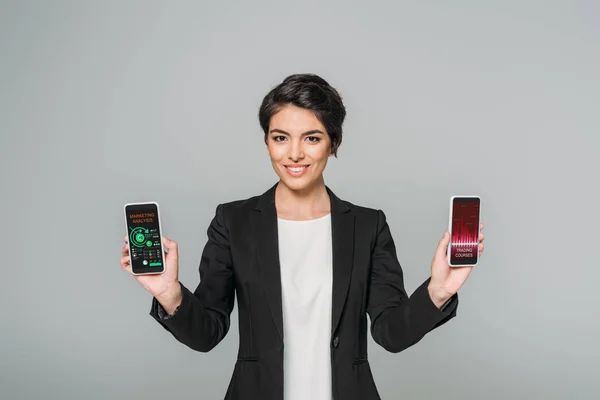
<box><xmin>130</xmin><ymin>227</ymin><xmax>149</xmax><ymax>248</ymax></box>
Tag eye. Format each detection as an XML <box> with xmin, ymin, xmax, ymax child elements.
<box><xmin>273</xmin><ymin>136</ymin><xmax>286</xmax><ymax>142</ymax></box>
<box><xmin>306</xmin><ymin>136</ymin><xmax>320</xmax><ymax>143</ymax></box>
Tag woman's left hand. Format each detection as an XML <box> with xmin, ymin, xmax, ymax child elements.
<box><xmin>428</xmin><ymin>223</ymin><xmax>485</xmax><ymax>307</ymax></box>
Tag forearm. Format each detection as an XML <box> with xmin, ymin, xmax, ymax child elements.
<box><xmin>370</xmin><ymin>279</ymin><xmax>457</xmax><ymax>353</ymax></box>
<box><xmin>371</xmin><ymin>303</ymin><xmax>430</xmax><ymax>353</ymax></box>
<box><xmin>151</xmin><ymin>283</ymin><xmax>231</xmax><ymax>352</ymax></box>
<box><xmin>155</xmin><ymin>282</ymin><xmax>183</xmax><ymax>315</ymax></box>
<box><xmin>427</xmin><ymin>284</ymin><xmax>452</xmax><ymax>309</ymax></box>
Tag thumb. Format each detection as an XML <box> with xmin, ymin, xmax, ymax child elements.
<box><xmin>435</xmin><ymin>231</ymin><xmax>450</xmax><ymax>260</ymax></box>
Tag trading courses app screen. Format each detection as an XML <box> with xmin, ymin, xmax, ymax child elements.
<box><xmin>450</xmin><ymin>197</ymin><xmax>480</xmax><ymax>266</ymax></box>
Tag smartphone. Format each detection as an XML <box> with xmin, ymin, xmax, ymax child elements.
<box><xmin>123</xmin><ymin>201</ymin><xmax>165</xmax><ymax>275</ymax></box>
<box><xmin>447</xmin><ymin>196</ymin><xmax>481</xmax><ymax>267</ymax></box>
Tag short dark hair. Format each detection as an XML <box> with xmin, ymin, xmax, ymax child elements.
<box><xmin>258</xmin><ymin>73</ymin><xmax>346</xmax><ymax>157</ymax></box>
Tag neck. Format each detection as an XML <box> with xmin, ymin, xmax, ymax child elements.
<box><xmin>275</xmin><ymin>177</ymin><xmax>330</xmax><ymax>219</ymax></box>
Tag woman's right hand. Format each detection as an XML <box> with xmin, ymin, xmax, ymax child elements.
<box><xmin>121</xmin><ymin>235</ymin><xmax>182</xmax><ymax>312</ymax></box>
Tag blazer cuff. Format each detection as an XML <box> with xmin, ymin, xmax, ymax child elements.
<box><xmin>156</xmin><ymin>303</ymin><xmax>181</xmax><ymax>320</ymax></box>
<box><xmin>411</xmin><ymin>277</ymin><xmax>458</xmax><ymax>327</ymax></box>
<box><xmin>149</xmin><ymin>282</ymin><xmax>193</xmax><ymax>326</ymax></box>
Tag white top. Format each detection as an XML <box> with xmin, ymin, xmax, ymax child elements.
<box><xmin>277</xmin><ymin>213</ymin><xmax>333</xmax><ymax>400</ymax></box>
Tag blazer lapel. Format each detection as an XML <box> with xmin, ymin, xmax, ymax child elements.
<box><xmin>327</xmin><ymin>186</ymin><xmax>355</xmax><ymax>335</ymax></box>
<box><xmin>253</xmin><ymin>183</ymin><xmax>284</xmax><ymax>341</ymax></box>
<box><xmin>253</xmin><ymin>183</ymin><xmax>355</xmax><ymax>341</ymax></box>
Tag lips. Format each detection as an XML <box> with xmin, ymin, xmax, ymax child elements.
<box><xmin>284</xmin><ymin>164</ymin><xmax>310</xmax><ymax>177</ymax></box>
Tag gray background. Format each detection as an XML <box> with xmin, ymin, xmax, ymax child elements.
<box><xmin>1</xmin><ymin>1</ymin><xmax>598</xmax><ymax>399</ymax></box>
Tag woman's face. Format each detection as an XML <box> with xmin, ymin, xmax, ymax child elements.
<box><xmin>266</xmin><ymin>105</ymin><xmax>333</xmax><ymax>192</ymax></box>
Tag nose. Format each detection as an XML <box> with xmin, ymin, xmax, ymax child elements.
<box><xmin>288</xmin><ymin>139</ymin><xmax>304</xmax><ymax>161</ymax></box>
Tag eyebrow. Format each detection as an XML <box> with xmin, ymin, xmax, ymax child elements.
<box><xmin>269</xmin><ymin>129</ymin><xmax>324</xmax><ymax>136</ymax></box>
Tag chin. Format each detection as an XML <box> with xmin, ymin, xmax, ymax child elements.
<box><xmin>279</xmin><ymin>176</ymin><xmax>314</xmax><ymax>192</ymax></box>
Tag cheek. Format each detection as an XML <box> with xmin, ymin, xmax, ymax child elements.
<box><xmin>267</xmin><ymin>145</ymin><xmax>284</xmax><ymax>161</ymax></box>
<box><xmin>309</xmin><ymin>145</ymin><xmax>331</xmax><ymax>161</ymax></box>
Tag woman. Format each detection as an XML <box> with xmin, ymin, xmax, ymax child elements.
<box><xmin>120</xmin><ymin>73</ymin><xmax>485</xmax><ymax>400</ymax></box>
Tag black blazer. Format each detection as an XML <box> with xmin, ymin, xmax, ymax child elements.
<box><xmin>149</xmin><ymin>183</ymin><xmax>458</xmax><ymax>400</ymax></box>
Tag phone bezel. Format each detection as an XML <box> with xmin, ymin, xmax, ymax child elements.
<box><xmin>447</xmin><ymin>195</ymin><xmax>481</xmax><ymax>267</ymax></box>
<box><xmin>123</xmin><ymin>201</ymin><xmax>166</xmax><ymax>275</ymax></box>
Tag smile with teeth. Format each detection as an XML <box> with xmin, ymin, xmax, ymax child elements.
<box><xmin>287</xmin><ymin>166</ymin><xmax>308</xmax><ymax>172</ymax></box>
<box><xmin>284</xmin><ymin>165</ymin><xmax>311</xmax><ymax>176</ymax></box>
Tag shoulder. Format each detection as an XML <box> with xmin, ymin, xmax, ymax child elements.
<box><xmin>219</xmin><ymin>194</ymin><xmax>261</xmax><ymax>213</ymax></box>
<box><xmin>345</xmin><ymin>200</ymin><xmax>379</xmax><ymax>217</ymax></box>
<box><xmin>341</xmin><ymin>199</ymin><xmax>388</xmax><ymax>231</ymax></box>
<box><xmin>326</xmin><ymin>187</ymin><xmax>384</xmax><ymax>219</ymax></box>
<box><xmin>327</xmin><ymin>188</ymin><xmax>390</xmax><ymax>235</ymax></box>
<box><xmin>207</xmin><ymin>191</ymin><xmax>264</xmax><ymax>226</ymax></box>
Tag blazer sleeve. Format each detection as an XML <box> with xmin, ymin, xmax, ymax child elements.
<box><xmin>148</xmin><ymin>203</ymin><xmax>235</xmax><ymax>352</ymax></box>
<box><xmin>367</xmin><ymin>209</ymin><xmax>458</xmax><ymax>353</ymax></box>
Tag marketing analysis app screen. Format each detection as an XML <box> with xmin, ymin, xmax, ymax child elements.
<box><xmin>125</xmin><ymin>203</ymin><xmax>164</xmax><ymax>273</ymax></box>
<box><xmin>450</xmin><ymin>197</ymin><xmax>480</xmax><ymax>265</ymax></box>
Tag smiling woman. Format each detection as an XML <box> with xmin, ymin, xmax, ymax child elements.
<box><xmin>258</xmin><ymin>74</ymin><xmax>346</xmax><ymax>198</ymax></box>
<box><xmin>122</xmin><ymin>73</ymin><xmax>481</xmax><ymax>400</ymax></box>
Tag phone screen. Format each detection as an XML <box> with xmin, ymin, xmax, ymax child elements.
<box><xmin>449</xmin><ymin>197</ymin><xmax>480</xmax><ymax>266</ymax></box>
<box><xmin>124</xmin><ymin>203</ymin><xmax>164</xmax><ymax>274</ymax></box>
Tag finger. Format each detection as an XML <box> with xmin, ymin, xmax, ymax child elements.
<box><xmin>124</xmin><ymin>235</ymin><xmax>129</xmax><ymax>244</ymax></box>
<box><xmin>480</xmin><ymin>223</ymin><xmax>484</xmax><ymax>230</ymax></box>
<box><xmin>120</xmin><ymin>255</ymin><xmax>130</xmax><ymax>268</ymax></box>
<box><xmin>479</xmin><ymin>232</ymin><xmax>485</xmax><ymax>242</ymax></box>
<box><xmin>120</xmin><ymin>255</ymin><xmax>132</xmax><ymax>273</ymax></box>
<box><xmin>122</xmin><ymin>243</ymin><xmax>129</xmax><ymax>256</ymax></box>
<box><xmin>435</xmin><ymin>231</ymin><xmax>450</xmax><ymax>260</ymax></box>
<box><xmin>163</xmin><ymin>237</ymin><xmax>178</xmax><ymax>254</ymax></box>
<box><xmin>479</xmin><ymin>243</ymin><xmax>484</xmax><ymax>255</ymax></box>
